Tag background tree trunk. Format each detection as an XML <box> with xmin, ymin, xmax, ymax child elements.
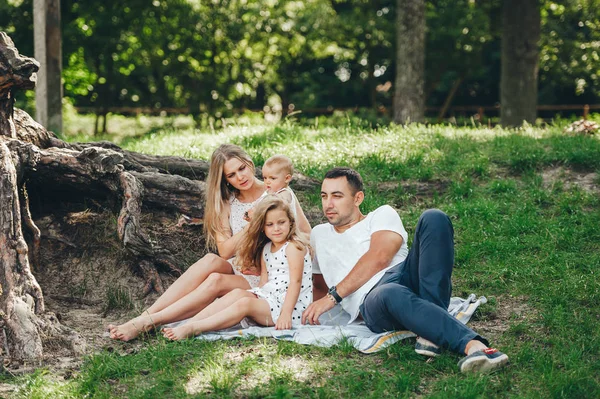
<box><xmin>33</xmin><ymin>0</ymin><xmax>63</xmax><ymax>134</ymax></box>
<box><xmin>393</xmin><ymin>0</ymin><xmax>426</xmax><ymax>124</ymax></box>
<box><xmin>500</xmin><ymin>0</ymin><xmax>541</xmax><ymax>127</ymax></box>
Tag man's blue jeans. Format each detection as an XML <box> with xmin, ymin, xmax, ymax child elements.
<box><xmin>359</xmin><ymin>209</ymin><xmax>488</xmax><ymax>354</ymax></box>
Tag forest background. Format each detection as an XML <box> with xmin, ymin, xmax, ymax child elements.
<box><xmin>1</xmin><ymin>0</ymin><xmax>599</xmax><ymax>125</ymax></box>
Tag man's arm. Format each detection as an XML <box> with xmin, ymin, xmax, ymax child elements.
<box><xmin>335</xmin><ymin>230</ymin><xmax>403</xmax><ymax>298</ymax></box>
<box><xmin>302</xmin><ymin>230</ymin><xmax>403</xmax><ymax>325</ymax></box>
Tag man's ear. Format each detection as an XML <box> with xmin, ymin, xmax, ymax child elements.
<box><xmin>284</xmin><ymin>174</ymin><xmax>292</xmax><ymax>184</ymax></box>
<box><xmin>354</xmin><ymin>191</ymin><xmax>365</xmax><ymax>206</ymax></box>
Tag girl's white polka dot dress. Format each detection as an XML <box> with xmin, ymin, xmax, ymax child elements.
<box><xmin>249</xmin><ymin>241</ymin><xmax>312</xmax><ymax>324</ymax></box>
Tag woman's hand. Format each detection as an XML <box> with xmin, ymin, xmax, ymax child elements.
<box><xmin>275</xmin><ymin>313</ymin><xmax>292</xmax><ymax>330</ymax></box>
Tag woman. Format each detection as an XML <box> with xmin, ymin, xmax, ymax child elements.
<box><xmin>109</xmin><ymin>144</ymin><xmax>267</xmax><ymax>341</ymax></box>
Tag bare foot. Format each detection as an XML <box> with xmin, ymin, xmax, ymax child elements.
<box><xmin>107</xmin><ymin>313</ymin><xmax>156</xmax><ymax>342</ymax></box>
<box><xmin>162</xmin><ymin>324</ymin><xmax>197</xmax><ymax>341</ymax></box>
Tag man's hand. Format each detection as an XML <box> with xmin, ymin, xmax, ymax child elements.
<box><xmin>301</xmin><ymin>296</ymin><xmax>335</xmax><ymax>325</ymax></box>
<box><xmin>275</xmin><ymin>313</ymin><xmax>292</xmax><ymax>330</ymax></box>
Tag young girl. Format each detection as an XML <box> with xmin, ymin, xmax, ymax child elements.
<box><xmin>162</xmin><ymin>196</ymin><xmax>312</xmax><ymax>339</ymax></box>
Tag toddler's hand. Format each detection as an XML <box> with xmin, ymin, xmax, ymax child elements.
<box><xmin>243</xmin><ymin>208</ymin><xmax>255</xmax><ymax>222</ymax></box>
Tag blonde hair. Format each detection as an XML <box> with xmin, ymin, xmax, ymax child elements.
<box><xmin>204</xmin><ymin>144</ymin><xmax>256</xmax><ymax>251</ymax></box>
<box><xmin>237</xmin><ymin>196</ymin><xmax>309</xmax><ymax>274</ymax></box>
<box><xmin>264</xmin><ymin>154</ymin><xmax>294</xmax><ymax>176</ymax></box>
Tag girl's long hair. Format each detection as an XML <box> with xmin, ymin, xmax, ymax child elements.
<box><xmin>237</xmin><ymin>196</ymin><xmax>310</xmax><ymax>274</ymax></box>
<box><xmin>203</xmin><ymin>144</ymin><xmax>256</xmax><ymax>251</ymax></box>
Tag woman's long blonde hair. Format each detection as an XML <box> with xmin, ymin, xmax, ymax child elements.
<box><xmin>203</xmin><ymin>144</ymin><xmax>256</xmax><ymax>251</ymax></box>
<box><xmin>237</xmin><ymin>196</ymin><xmax>310</xmax><ymax>274</ymax></box>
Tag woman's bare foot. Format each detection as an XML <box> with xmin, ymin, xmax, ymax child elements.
<box><xmin>162</xmin><ymin>324</ymin><xmax>197</xmax><ymax>341</ymax></box>
<box><xmin>107</xmin><ymin>312</ymin><xmax>156</xmax><ymax>341</ymax></box>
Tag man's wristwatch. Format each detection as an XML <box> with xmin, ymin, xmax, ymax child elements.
<box><xmin>328</xmin><ymin>286</ymin><xmax>342</xmax><ymax>304</ymax></box>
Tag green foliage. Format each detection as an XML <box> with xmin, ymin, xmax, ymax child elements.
<box><xmin>540</xmin><ymin>0</ymin><xmax>600</xmax><ymax>103</ymax></box>
<box><xmin>2</xmin><ymin>1</ymin><xmax>599</xmax><ymax>120</ymax></box>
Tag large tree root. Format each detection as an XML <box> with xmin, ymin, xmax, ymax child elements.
<box><xmin>8</xmin><ymin>138</ymin><xmax>200</xmax><ymax>294</ymax></box>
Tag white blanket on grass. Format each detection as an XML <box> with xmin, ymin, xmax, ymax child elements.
<box><xmin>169</xmin><ymin>294</ymin><xmax>487</xmax><ymax>353</ymax></box>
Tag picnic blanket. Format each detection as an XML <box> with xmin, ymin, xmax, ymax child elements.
<box><xmin>168</xmin><ymin>294</ymin><xmax>487</xmax><ymax>353</ymax></box>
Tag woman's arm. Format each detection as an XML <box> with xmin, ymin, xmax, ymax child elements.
<box><xmin>275</xmin><ymin>190</ymin><xmax>311</xmax><ymax>237</ymax></box>
<box><xmin>275</xmin><ymin>244</ymin><xmax>305</xmax><ymax>330</ymax></box>
<box><xmin>294</xmin><ymin>201</ymin><xmax>312</xmax><ymax>237</ymax></box>
<box><xmin>215</xmin><ymin>203</ymin><xmax>248</xmax><ymax>259</ymax></box>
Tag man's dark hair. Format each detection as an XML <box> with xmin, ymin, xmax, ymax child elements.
<box><xmin>324</xmin><ymin>167</ymin><xmax>364</xmax><ymax>194</ymax></box>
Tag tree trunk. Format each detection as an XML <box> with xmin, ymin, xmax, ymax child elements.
<box><xmin>500</xmin><ymin>0</ymin><xmax>541</xmax><ymax>127</ymax></box>
<box><xmin>393</xmin><ymin>0</ymin><xmax>426</xmax><ymax>124</ymax></box>
<box><xmin>33</xmin><ymin>0</ymin><xmax>63</xmax><ymax>134</ymax></box>
<box><xmin>0</xmin><ymin>32</ymin><xmax>216</xmax><ymax>360</ymax></box>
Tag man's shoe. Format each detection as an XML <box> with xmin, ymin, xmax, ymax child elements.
<box><xmin>415</xmin><ymin>337</ymin><xmax>441</xmax><ymax>357</ymax></box>
<box><xmin>458</xmin><ymin>348</ymin><xmax>509</xmax><ymax>373</ymax></box>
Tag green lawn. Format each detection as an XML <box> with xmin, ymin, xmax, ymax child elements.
<box><xmin>6</xmin><ymin>116</ymin><xmax>600</xmax><ymax>398</ymax></box>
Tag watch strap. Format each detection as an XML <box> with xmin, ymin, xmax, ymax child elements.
<box><xmin>328</xmin><ymin>286</ymin><xmax>342</xmax><ymax>304</ymax></box>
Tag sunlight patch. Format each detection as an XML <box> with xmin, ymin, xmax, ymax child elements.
<box><xmin>184</xmin><ymin>350</ymin><xmax>316</xmax><ymax>395</ymax></box>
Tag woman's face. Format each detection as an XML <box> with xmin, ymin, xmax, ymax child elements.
<box><xmin>223</xmin><ymin>157</ymin><xmax>254</xmax><ymax>190</ymax></box>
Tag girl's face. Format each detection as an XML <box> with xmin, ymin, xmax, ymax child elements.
<box><xmin>264</xmin><ymin>208</ymin><xmax>291</xmax><ymax>245</ymax></box>
<box><xmin>223</xmin><ymin>157</ymin><xmax>254</xmax><ymax>191</ymax></box>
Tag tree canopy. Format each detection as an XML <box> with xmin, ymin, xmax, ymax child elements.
<box><xmin>1</xmin><ymin>0</ymin><xmax>598</xmax><ymax>119</ymax></box>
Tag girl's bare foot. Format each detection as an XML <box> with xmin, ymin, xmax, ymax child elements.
<box><xmin>107</xmin><ymin>313</ymin><xmax>156</xmax><ymax>341</ymax></box>
<box><xmin>162</xmin><ymin>324</ymin><xmax>197</xmax><ymax>341</ymax></box>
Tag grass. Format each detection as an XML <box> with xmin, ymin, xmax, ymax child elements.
<box><xmin>102</xmin><ymin>286</ymin><xmax>136</xmax><ymax>315</ymax></box>
<box><xmin>7</xmin><ymin>114</ymin><xmax>600</xmax><ymax>398</ymax></box>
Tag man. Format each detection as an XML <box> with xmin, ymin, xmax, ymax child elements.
<box><xmin>302</xmin><ymin>167</ymin><xmax>508</xmax><ymax>373</ymax></box>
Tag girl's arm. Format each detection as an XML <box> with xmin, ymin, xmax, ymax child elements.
<box><xmin>275</xmin><ymin>244</ymin><xmax>305</xmax><ymax>330</ymax></box>
<box><xmin>258</xmin><ymin>256</ymin><xmax>268</xmax><ymax>287</ymax></box>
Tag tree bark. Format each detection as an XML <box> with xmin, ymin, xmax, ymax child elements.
<box><xmin>393</xmin><ymin>0</ymin><xmax>426</xmax><ymax>124</ymax></box>
<box><xmin>500</xmin><ymin>0</ymin><xmax>541</xmax><ymax>127</ymax></box>
<box><xmin>0</xmin><ymin>141</ymin><xmax>46</xmax><ymax>359</ymax></box>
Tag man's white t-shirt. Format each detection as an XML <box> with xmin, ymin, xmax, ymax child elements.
<box><xmin>311</xmin><ymin>205</ymin><xmax>409</xmax><ymax>323</ymax></box>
